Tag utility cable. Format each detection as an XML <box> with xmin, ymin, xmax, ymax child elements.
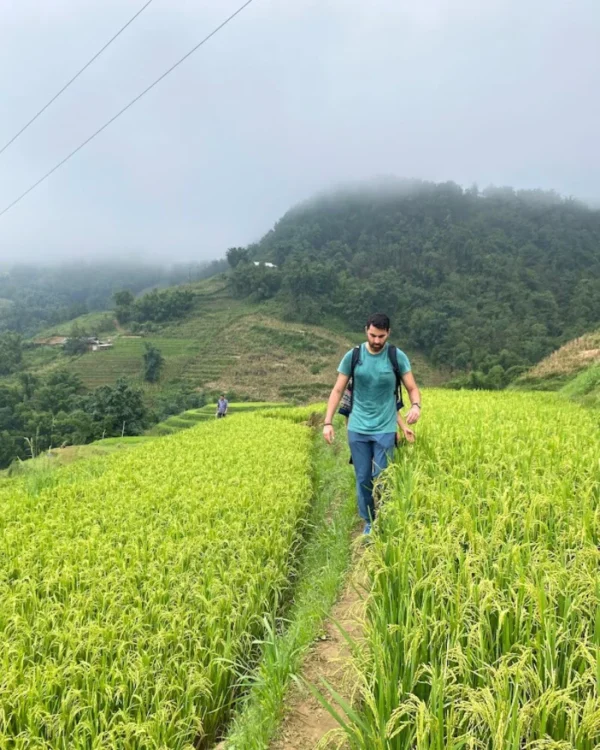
<box><xmin>0</xmin><ymin>0</ymin><xmax>255</xmax><ymax>219</ymax></box>
<box><xmin>0</xmin><ymin>0</ymin><xmax>155</xmax><ymax>158</ymax></box>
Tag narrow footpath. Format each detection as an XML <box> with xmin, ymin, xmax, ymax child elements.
<box><xmin>271</xmin><ymin>539</ymin><xmax>367</xmax><ymax>750</ymax></box>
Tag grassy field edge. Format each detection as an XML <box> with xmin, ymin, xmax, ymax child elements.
<box><xmin>222</xmin><ymin>419</ymin><xmax>357</xmax><ymax>749</ymax></box>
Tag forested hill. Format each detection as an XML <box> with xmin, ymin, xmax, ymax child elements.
<box><xmin>0</xmin><ymin>259</ymin><xmax>227</xmax><ymax>337</ymax></box>
<box><xmin>229</xmin><ymin>180</ymin><xmax>600</xmax><ymax>383</ymax></box>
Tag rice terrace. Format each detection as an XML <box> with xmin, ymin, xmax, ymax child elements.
<box><xmin>0</xmin><ymin>384</ymin><xmax>598</xmax><ymax>748</ymax></box>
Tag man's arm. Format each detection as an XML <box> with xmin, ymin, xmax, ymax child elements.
<box><xmin>323</xmin><ymin>372</ymin><xmax>349</xmax><ymax>444</ymax></box>
<box><xmin>401</xmin><ymin>371</ymin><xmax>421</xmax><ymax>425</ymax></box>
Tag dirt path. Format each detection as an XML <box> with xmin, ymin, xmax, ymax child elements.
<box><xmin>271</xmin><ymin>539</ymin><xmax>368</xmax><ymax>750</ymax></box>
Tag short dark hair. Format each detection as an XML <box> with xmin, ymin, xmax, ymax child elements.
<box><xmin>366</xmin><ymin>313</ymin><xmax>390</xmax><ymax>331</ymax></box>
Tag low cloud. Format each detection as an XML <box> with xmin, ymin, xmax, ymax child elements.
<box><xmin>0</xmin><ymin>0</ymin><xmax>598</xmax><ymax>263</ymax></box>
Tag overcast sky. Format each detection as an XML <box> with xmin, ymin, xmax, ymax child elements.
<box><xmin>0</xmin><ymin>0</ymin><xmax>599</xmax><ymax>264</ymax></box>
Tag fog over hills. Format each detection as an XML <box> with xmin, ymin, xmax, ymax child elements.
<box><xmin>0</xmin><ymin>0</ymin><xmax>598</xmax><ymax>263</ymax></box>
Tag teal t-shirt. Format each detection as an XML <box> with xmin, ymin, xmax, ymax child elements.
<box><xmin>338</xmin><ymin>343</ymin><xmax>411</xmax><ymax>434</ymax></box>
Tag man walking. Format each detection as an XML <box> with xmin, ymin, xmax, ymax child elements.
<box><xmin>323</xmin><ymin>313</ymin><xmax>421</xmax><ymax>535</ymax></box>
<box><xmin>216</xmin><ymin>394</ymin><xmax>229</xmax><ymax>419</ymax></box>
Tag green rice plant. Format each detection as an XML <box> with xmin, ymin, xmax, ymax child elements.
<box><xmin>91</xmin><ymin>436</ymin><xmax>154</xmax><ymax>446</ymax></box>
<box><xmin>219</xmin><ymin>402</ymin><xmax>290</xmax><ymax>410</ymax></box>
<box><xmin>0</xmin><ymin>415</ymin><xmax>312</xmax><ymax>748</ymax></box>
<box><xmin>146</xmin><ymin>403</ymin><xmax>293</xmax><ymax>437</ymax></box>
<box><xmin>561</xmin><ymin>364</ymin><xmax>600</xmax><ymax>408</ymax></box>
<box><xmin>259</xmin><ymin>403</ymin><xmax>327</xmax><ymax>424</ymax></box>
<box><xmin>329</xmin><ymin>390</ymin><xmax>600</xmax><ymax>749</ymax></box>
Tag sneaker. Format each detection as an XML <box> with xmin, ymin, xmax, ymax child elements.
<box><xmin>363</xmin><ymin>522</ymin><xmax>372</xmax><ymax>536</ymax></box>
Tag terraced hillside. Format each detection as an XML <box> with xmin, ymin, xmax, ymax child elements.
<box><xmin>513</xmin><ymin>328</ymin><xmax>600</xmax><ymax>391</ymax></box>
<box><xmin>67</xmin><ymin>337</ymin><xmax>199</xmax><ymax>388</ymax></box>
<box><xmin>147</xmin><ymin>401</ymin><xmax>288</xmax><ymax>436</ymax></box>
<box><xmin>26</xmin><ymin>278</ymin><xmax>443</xmax><ymax>401</ymax></box>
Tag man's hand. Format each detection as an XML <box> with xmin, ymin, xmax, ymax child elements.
<box><xmin>406</xmin><ymin>405</ymin><xmax>421</xmax><ymax>425</ymax></box>
<box><xmin>323</xmin><ymin>424</ymin><xmax>335</xmax><ymax>444</ymax></box>
<box><xmin>398</xmin><ymin>426</ymin><xmax>415</xmax><ymax>443</ymax></box>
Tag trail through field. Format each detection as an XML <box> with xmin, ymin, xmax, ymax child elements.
<box><xmin>271</xmin><ymin>538</ymin><xmax>366</xmax><ymax>750</ymax></box>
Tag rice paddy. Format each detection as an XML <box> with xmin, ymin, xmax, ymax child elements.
<box><xmin>328</xmin><ymin>390</ymin><xmax>600</xmax><ymax>749</ymax></box>
<box><xmin>0</xmin><ymin>415</ymin><xmax>312</xmax><ymax>748</ymax></box>
<box><xmin>1</xmin><ymin>388</ymin><xmax>598</xmax><ymax>748</ymax></box>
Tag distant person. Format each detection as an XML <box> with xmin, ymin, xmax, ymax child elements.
<box><xmin>216</xmin><ymin>394</ymin><xmax>229</xmax><ymax>419</ymax></box>
<box><xmin>323</xmin><ymin>313</ymin><xmax>421</xmax><ymax>535</ymax></box>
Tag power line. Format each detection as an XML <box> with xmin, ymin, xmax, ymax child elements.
<box><xmin>0</xmin><ymin>0</ymin><xmax>155</xmax><ymax>159</ymax></box>
<box><xmin>0</xmin><ymin>0</ymin><xmax>256</xmax><ymax>220</ymax></box>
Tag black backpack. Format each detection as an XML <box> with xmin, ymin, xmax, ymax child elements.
<box><xmin>341</xmin><ymin>343</ymin><xmax>404</xmax><ymax>416</ymax></box>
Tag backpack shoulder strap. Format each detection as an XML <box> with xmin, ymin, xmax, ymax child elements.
<box><xmin>387</xmin><ymin>344</ymin><xmax>399</xmax><ymax>373</ymax></box>
<box><xmin>346</xmin><ymin>345</ymin><xmax>362</xmax><ymax>413</ymax></box>
<box><xmin>349</xmin><ymin>344</ymin><xmax>361</xmax><ymax>379</ymax></box>
<box><xmin>387</xmin><ymin>345</ymin><xmax>404</xmax><ymax>409</ymax></box>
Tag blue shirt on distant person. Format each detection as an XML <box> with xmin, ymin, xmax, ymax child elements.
<box><xmin>338</xmin><ymin>343</ymin><xmax>411</xmax><ymax>434</ymax></box>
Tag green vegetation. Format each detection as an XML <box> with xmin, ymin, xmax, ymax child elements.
<box><xmin>230</xmin><ymin>180</ymin><xmax>600</xmax><ymax>382</ymax></box>
<box><xmin>115</xmin><ymin>286</ymin><xmax>195</xmax><ymax>326</ymax></box>
<box><xmin>510</xmin><ymin>329</ymin><xmax>600</xmax><ymax>406</ymax></box>
<box><xmin>146</xmin><ymin>402</ymin><xmax>289</xmax><ymax>436</ymax></box>
<box><xmin>324</xmin><ymin>389</ymin><xmax>600</xmax><ymax>748</ymax></box>
<box><xmin>514</xmin><ymin>329</ymin><xmax>600</xmax><ymax>390</ymax></box>
<box><xmin>0</xmin><ymin>263</ymin><xmax>188</xmax><ymax>336</ymax></box>
<box><xmin>21</xmin><ymin>283</ymin><xmax>383</xmax><ymax>400</ymax></box>
<box><xmin>39</xmin><ymin>288</ymin><xmax>385</xmax><ymax>401</ymax></box>
<box><xmin>1</xmin><ymin>385</ymin><xmax>599</xmax><ymax>746</ymax></box>
<box><xmin>12</xmin><ymin>177</ymin><xmax>600</xmax><ymax>470</ymax></box>
<box><xmin>0</xmin><ymin>332</ymin><xmax>22</xmax><ymax>375</ymax></box>
<box><xmin>4</xmin><ymin>180</ymin><xmax>600</xmax><ymax>399</ymax></box>
<box><xmin>34</xmin><ymin>310</ymin><xmax>117</xmax><ymax>338</ymax></box>
<box><xmin>0</xmin><ymin>371</ymin><xmax>151</xmax><ymax>469</ymax></box>
<box><xmin>67</xmin><ymin>336</ymin><xmax>199</xmax><ymax>388</ymax></box>
<box><xmin>2</xmin><ymin>435</ymin><xmax>155</xmax><ymax>478</ymax></box>
<box><xmin>142</xmin><ymin>342</ymin><xmax>165</xmax><ymax>383</ymax></box>
<box><xmin>0</xmin><ymin>277</ymin><xmax>386</xmax><ymax>468</ymax></box>
<box><xmin>0</xmin><ymin>261</ymin><xmax>229</xmax><ymax>337</ymax></box>
<box><xmin>561</xmin><ymin>363</ymin><xmax>600</xmax><ymax>408</ymax></box>
<box><xmin>0</xmin><ymin>415</ymin><xmax>312</xmax><ymax>748</ymax></box>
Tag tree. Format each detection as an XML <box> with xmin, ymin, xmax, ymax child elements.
<box><xmin>83</xmin><ymin>379</ymin><xmax>148</xmax><ymax>438</ymax></box>
<box><xmin>52</xmin><ymin>410</ymin><xmax>94</xmax><ymax>446</ymax></box>
<box><xmin>63</xmin><ymin>336</ymin><xmax>89</xmax><ymax>356</ymax></box>
<box><xmin>34</xmin><ymin>371</ymin><xmax>84</xmax><ymax>414</ymax></box>
<box><xmin>226</xmin><ymin>247</ymin><xmax>249</xmax><ymax>268</ymax></box>
<box><xmin>132</xmin><ymin>288</ymin><xmax>194</xmax><ymax>323</ymax></box>
<box><xmin>0</xmin><ymin>332</ymin><xmax>22</xmax><ymax>375</ymax></box>
<box><xmin>231</xmin><ymin>263</ymin><xmax>281</xmax><ymax>301</ymax></box>
<box><xmin>113</xmin><ymin>289</ymin><xmax>135</xmax><ymax>323</ymax></box>
<box><xmin>18</xmin><ymin>372</ymin><xmax>38</xmax><ymax>400</ymax></box>
<box><xmin>143</xmin><ymin>343</ymin><xmax>164</xmax><ymax>383</ymax></box>
<box><xmin>0</xmin><ymin>431</ymin><xmax>19</xmax><ymax>469</ymax></box>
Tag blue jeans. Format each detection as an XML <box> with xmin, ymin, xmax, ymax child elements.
<box><xmin>347</xmin><ymin>431</ymin><xmax>396</xmax><ymax>522</ymax></box>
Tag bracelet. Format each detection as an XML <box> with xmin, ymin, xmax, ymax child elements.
<box><xmin>323</xmin><ymin>422</ymin><xmax>333</xmax><ymax>426</ymax></box>
<box><xmin>411</xmin><ymin>403</ymin><xmax>421</xmax><ymax>409</ymax></box>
